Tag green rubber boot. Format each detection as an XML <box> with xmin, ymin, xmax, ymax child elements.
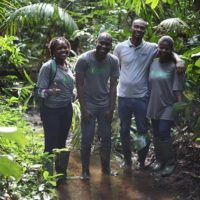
<box><xmin>55</xmin><ymin>150</ymin><xmax>70</xmax><ymax>185</ymax></box>
<box><xmin>160</xmin><ymin>140</ymin><xmax>175</xmax><ymax>177</ymax></box>
<box><xmin>80</xmin><ymin>148</ymin><xmax>90</xmax><ymax>180</ymax></box>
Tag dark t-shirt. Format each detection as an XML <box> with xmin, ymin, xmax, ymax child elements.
<box><xmin>75</xmin><ymin>50</ymin><xmax>120</xmax><ymax>109</ymax></box>
<box><xmin>147</xmin><ymin>58</ymin><xmax>185</xmax><ymax>120</ymax></box>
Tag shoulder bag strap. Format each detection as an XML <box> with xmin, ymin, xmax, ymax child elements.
<box><xmin>48</xmin><ymin>59</ymin><xmax>57</xmax><ymax>87</ymax></box>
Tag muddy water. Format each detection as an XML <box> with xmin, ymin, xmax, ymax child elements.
<box><xmin>57</xmin><ymin>151</ymin><xmax>174</xmax><ymax>200</ymax></box>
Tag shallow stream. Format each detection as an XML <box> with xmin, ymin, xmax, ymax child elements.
<box><xmin>57</xmin><ymin>151</ymin><xmax>175</xmax><ymax>200</ymax></box>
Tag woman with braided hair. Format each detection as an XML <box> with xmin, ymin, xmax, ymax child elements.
<box><xmin>37</xmin><ymin>37</ymin><xmax>74</xmax><ymax>184</ymax></box>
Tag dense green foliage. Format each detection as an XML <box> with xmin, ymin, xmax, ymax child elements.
<box><xmin>0</xmin><ymin>98</ymin><xmax>59</xmax><ymax>199</ymax></box>
<box><xmin>0</xmin><ymin>0</ymin><xmax>200</xmax><ymax>198</ymax></box>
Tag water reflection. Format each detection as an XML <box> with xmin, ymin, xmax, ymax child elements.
<box><xmin>79</xmin><ymin>181</ymin><xmax>92</xmax><ymax>200</ymax></box>
<box><xmin>97</xmin><ymin>176</ymin><xmax>113</xmax><ymax>200</ymax></box>
<box><xmin>57</xmin><ymin>152</ymin><xmax>175</xmax><ymax>200</ymax></box>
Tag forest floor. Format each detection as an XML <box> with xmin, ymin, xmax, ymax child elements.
<box><xmin>164</xmin><ymin>139</ymin><xmax>200</xmax><ymax>200</ymax></box>
<box><xmin>26</xmin><ymin>111</ymin><xmax>200</xmax><ymax>200</ymax></box>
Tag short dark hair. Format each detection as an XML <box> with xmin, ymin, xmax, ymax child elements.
<box><xmin>158</xmin><ymin>35</ymin><xmax>174</xmax><ymax>49</ymax></box>
<box><xmin>132</xmin><ymin>18</ymin><xmax>148</xmax><ymax>27</ymax></box>
<box><xmin>48</xmin><ymin>37</ymin><xmax>71</xmax><ymax>58</ymax></box>
<box><xmin>97</xmin><ymin>32</ymin><xmax>112</xmax><ymax>42</ymax></box>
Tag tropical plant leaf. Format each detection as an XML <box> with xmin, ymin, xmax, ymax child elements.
<box><xmin>166</xmin><ymin>0</ymin><xmax>173</xmax><ymax>4</ymax></box>
<box><xmin>2</xmin><ymin>3</ymin><xmax>78</xmax><ymax>35</ymax></box>
<box><xmin>154</xmin><ymin>18</ymin><xmax>189</xmax><ymax>33</ymax></box>
<box><xmin>172</xmin><ymin>102</ymin><xmax>189</xmax><ymax>121</ymax></box>
<box><xmin>194</xmin><ymin>117</ymin><xmax>200</xmax><ymax>133</ymax></box>
<box><xmin>0</xmin><ymin>127</ymin><xmax>27</xmax><ymax>146</ymax></box>
<box><xmin>131</xmin><ymin>132</ymin><xmax>151</xmax><ymax>151</ymax></box>
<box><xmin>0</xmin><ymin>155</ymin><xmax>23</xmax><ymax>180</ymax></box>
<box><xmin>23</xmin><ymin>68</ymin><xmax>34</xmax><ymax>85</ymax></box>
<box><xmin>184</xmin><ymin>46</ymin><xmax>200</xmax><ymax>58</ymax></box>
<box><xmin>173</xmin><ymin>102</ymin><xmax>188</xmax><ymax>111</ymax></box>
<box><xmin>195</xmin><ymin>59</ymin><xmax>200</xmax><ymax>67</ymax></box>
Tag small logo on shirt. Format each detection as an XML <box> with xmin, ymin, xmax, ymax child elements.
<box><xmin>150</xmin><ymin>69</ymin><xmax>169</xmax><ymax>79</ymax></box>
<box><xmin>88</xmin><ymin>66</ymin><xmax>109</xmax><ymax>75</ymax></box>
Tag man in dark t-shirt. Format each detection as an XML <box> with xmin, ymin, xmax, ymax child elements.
<box><xmin>75</xmin><ymin>32</ymin><xmax>120</xmax><ymax>180</ymax></box>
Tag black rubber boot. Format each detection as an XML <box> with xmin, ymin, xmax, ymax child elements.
<box><xmin>152</xmin><ymin>137</ymin><xmax>164</xmax><ymax>171</ymax></box>
<box><xmin>120</xmin><ymin>129</ymin><xmax>132</xmax><ymax>169</ymax></box>
<box><xmin>80</xmin><ymin>148</ymin><xmax>90</xmax><ymax>180</ymax></box>
<box><xmin>137</xmin><ymin>141</ymin><xmax>150</xmax><ymax>170</ymax></box>
<box><xmin>119</xmin><ymin>148</ymin><xmax>132</xmax><ymax>170</ymax></box>
<box><xmin>100</xmin><ymin>147</ymin><xmax>118</xmax><ymax>176</ymax></box>
<box><xmin>101</xmin><ymin>157</ymin><xmax>110</xmax><ymax>175</ymax></box>
<box><xmin>55</xmin><ymin>150</ymin><xmax>70</xmax><ymax>185</ymax></box>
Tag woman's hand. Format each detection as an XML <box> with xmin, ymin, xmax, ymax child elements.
<box><xmin>176</xmin><ymin>60</ymin><xmax>185</xmax><ymax>73</ymax></box>
<box><xmin>48</xmin><ymin>82</ymin><xmax>61</xmax><ymax>96</ymax></box>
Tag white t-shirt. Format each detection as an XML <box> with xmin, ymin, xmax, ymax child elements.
<box><xmin>114</xmin><ymin>39</ymin><xmax>157</xmax><ymax>98</ymax></box>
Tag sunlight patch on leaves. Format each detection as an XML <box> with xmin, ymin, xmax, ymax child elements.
<box><xmin>0</xmin><ymin>126</ymin><xmax>17</xmax><ymax>133</ymax></box>
<box><xmin>0</xmin><ymin>155</ymin><xmax>23</xmax><ymax>180</ymax></box>
<box><xmin>146</xmin><ymin>0</ymin><xmax>159</xmax><ymax>9</ymax></box>
<box><xmin>0</xmin><ymin>128</ymin><xmax>27</xmax><ymax>146</ymax></box>
<box><xmin>195</xmin><ymin>59</ymin><xmax>200</xmax><ymax>68</ymax></box>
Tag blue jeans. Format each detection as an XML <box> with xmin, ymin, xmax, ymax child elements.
<box><xmin>40</xmin><ymin>103</ymin><xmax>73</xmax><ymax>153</ymax></box>
<box><xmin>151</xmin><ymin>119</ymin><xmax>173</xmax><ymax>141</ymax></box>
<box><xmin>118</xmin><ymin>96</ymin><xmax>149</xmax><ymax>164</ymax></box>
